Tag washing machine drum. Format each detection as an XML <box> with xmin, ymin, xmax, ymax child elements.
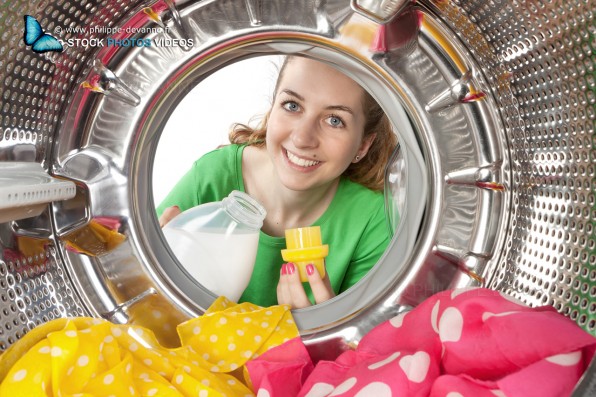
<box><xmin>0</xmin><ymin>0</ymin><xmax>594</xmax><ymax>391</ymax></box>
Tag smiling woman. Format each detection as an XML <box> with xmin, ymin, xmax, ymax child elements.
<box><xmin>156</xmin><ymin>56</ymin><xmax>398</xmax><ymax>309</ymax></box>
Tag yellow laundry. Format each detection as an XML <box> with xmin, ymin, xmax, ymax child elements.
<box><xmin>0</xmin><ymin>297</ymin><xmax>299</xmax><ymax>396</ymax></box>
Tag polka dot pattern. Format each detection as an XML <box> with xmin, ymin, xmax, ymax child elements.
<box><xmin>103</xmin><ymin>374</ymin><xmax>114</xmax><ymax>385</ymax></box>
<box><xmin>0</xmin><ymin>296</ymin><xmax>298</xmax><ymax>397</ymax></box>
<box><xmin>77</xmin><ymin>355</ymin><xmax>89</xmax><ymax>367</ymax></box>
<box><xmin>177</xmin><ymin>297</ymin><xmax>298</xmax><ymax>373</ymax></box>
<box><xmin>38</xmin><ymin>346</ymin><xmax>51</xmax><ymax>354</ymax></box>
<box><xmin>12</xmin><ymin>369</ymin><xmax>27</xmax><ymax>382</ymax></box>
<box><xmin>50</xmin><ymin>347</ymin><xmax>63</xmax><ymax>357</ymax></box>
<box><xmin>257</xmin><ymin>389</ymin><xmax>271</xmax><ymax>397</ymax></box>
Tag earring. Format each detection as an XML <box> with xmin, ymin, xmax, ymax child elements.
<box><xmin>355</xmin><ymin>155</ymin><xmax>360</xmax><ymax>161</ymax></box>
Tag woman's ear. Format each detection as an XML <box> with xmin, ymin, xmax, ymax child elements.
<box><xmin>353</xmin><ymin>133</ymin><xmax>377</xmax><ymax>163</ymax></box>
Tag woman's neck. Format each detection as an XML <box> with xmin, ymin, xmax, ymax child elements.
<box><xmin>242</xmin><ymin>145</ymin><xmax>339</xmax><ymax>237</ymax></box>
<box><xmin>261</xmin><ymin>178</ymin><xmax>339</xmax><ymax>237</ymax></box>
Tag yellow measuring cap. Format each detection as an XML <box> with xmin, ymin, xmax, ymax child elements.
<box><xmin>281</xmin><ymin>226</ymin><xmax>329</xmax><ymax>282</ymax></box>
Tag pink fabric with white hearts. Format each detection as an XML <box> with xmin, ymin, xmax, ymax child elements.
<box><xmin>246</xmin><ymin>288</ymin><xmax>596</xmax><ymax>397</ymax></box>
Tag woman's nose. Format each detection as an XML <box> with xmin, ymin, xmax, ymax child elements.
<box><xmin>290</xmin><ymin>117</ymin><xmax>319</xmax><ymax>148</ymax></box>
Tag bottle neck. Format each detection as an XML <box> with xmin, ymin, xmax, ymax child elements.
<box><xmin>221</xmin><ymin>190</ymin><xmax>267</xmax><ymax>230</ymax></box>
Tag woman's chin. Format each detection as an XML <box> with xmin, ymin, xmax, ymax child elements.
<box><xmin>278</xmin><ymin>178</ymin><xmax>317</xmax><ymax>193</ymax></box>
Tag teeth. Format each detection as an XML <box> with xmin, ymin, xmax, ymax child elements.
<box><xmin>286</xmin><ymin>150</ymin><xmax>320</xmax><ymax>167</ymax></box>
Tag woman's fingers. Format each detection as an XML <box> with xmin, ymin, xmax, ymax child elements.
<box><xmin>276</xmin><ymin>264</ymin><xmax>291</xmax><ymax>305</ymax></box>
<box><xmin>284</xmin><ymin>263</ymin><xmax>312</xmax><ymax>309</ymax></box>
<box><xmin>306</xmin><ymin>264</ymin><xmax>335</xmax><ymax>304</ymax></box>
<box><xmin>277</xmin><ymin>263</ymin><xmax>311</xmax><ymax>309</ymax></box>
<box><xmin>277</xmin><ymin>263</ymin><xmax>335</xmax><ymax>309</ymax></box>
<box><xmin>159</xmin><ymin>206</ymin><xmax>181</xmax><ymax>228</ymax></box>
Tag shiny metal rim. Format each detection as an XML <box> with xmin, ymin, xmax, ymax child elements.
<box><xmin>50</xmin><ymin>0</ymin><xmax>506</xmax><ymax>348</ymax></box>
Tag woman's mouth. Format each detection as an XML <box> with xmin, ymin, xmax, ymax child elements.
<box><xmin>285</xmin><ymin>149</ymin><xmax>321</xmax><ymax>168</ymax></box>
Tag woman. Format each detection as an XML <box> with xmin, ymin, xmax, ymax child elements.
<box><xmin>158</xmin><ymin>56</ymin><xmax>397</xmax><ymax>308</ymax></box>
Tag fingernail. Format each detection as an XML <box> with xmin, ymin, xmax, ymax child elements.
<box><xmin>281</xmin><ymin>264</ymin><xmax>287</xmax><ymax>275</ymax></box>
<box><xmin>306</xmin><ymin>264</ymin><xmax>315</xmax><ymax>276</ymax></box>
<box><xmin>286</xmin><ymin>263</ymin><xmax>295</xmax><ymax>274</ymax></box>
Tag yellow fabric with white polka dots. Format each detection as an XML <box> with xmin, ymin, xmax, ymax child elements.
<box><xmin>0</xmin><ymin>297</ymin><xmax>298</xmax><ymax>396</ymax></box>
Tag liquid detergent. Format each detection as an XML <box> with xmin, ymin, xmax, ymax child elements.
<box><xmin>281</xmin><ymin>226</ymin><xmax>329</xmax><ymax>282</ymax></box>
<box><xmin>162</xmin><ymin>190</ymin><xmax>266</xmax><ymax>302</ymax></box>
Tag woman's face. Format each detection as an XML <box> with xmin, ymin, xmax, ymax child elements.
<box><xmin>266</xmin><ymin>57</ymin><xmax>373</xmax><ymax>192</ymax></box>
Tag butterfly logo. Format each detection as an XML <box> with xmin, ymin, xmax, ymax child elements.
<box><xmin>23</xmin><ymin>15</ymin><xmax>64</xmax><ymax>53</ymax></box>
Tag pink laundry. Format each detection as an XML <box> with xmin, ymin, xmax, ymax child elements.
<box><xmin>246</xmin><ymin>288</ymin><xmax>596</xmax><ymax>397</ymax></box>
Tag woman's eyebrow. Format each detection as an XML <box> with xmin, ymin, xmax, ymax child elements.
<box><xmin>326</xmin><ymin>105</ymin><xmax>354</xmax><ymax>115</ymax></box>
<box><xmin>280</xmin><ymin>89</ymin><xmax>354</xmax><ymax>115</ymax></box>
<box><xmin>281</xmin><ymin>89</ymin><xmax>304</xmax><ymax>101</ymax></box>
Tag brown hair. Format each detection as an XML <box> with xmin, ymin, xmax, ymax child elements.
<box><xmin>229</xmin><ymin>56</ymin><xmax>397</xmax><ymax>191</ymax></box>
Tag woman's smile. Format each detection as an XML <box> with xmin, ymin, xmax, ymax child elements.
<box><xmin>284</xmin><ymin>148</ymin><xmax>322</xmax><ymax>170</ymax></box>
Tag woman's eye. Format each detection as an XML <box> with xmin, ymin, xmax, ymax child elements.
<box><xmin>282</xmin><ymin>101</ymin><xmax>300</xmax><ymax>112</ymax></box>
<box><xmin>326</xmin><ymin>115</ymin><xmax>344</xmax><ymax>128</ymax></box>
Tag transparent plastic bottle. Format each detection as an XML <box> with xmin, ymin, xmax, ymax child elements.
<box><xmin>162</xmin><ymin>190</ymin><xmax>267</xmax><ymax>302</ymax></box>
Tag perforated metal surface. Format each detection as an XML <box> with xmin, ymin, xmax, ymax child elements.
<box><xmin>0</xmin><ymin>242</ymin><xmax>85</xmax><ymax>350</ymax></box>
<box><xmin>442</xmin><ymin>0</ymin><xmax>596</xmax><ymax>334</ymax></box>
<box><xmin>0</xmin><ymin>0</ymin><xmax>140</xmax><ymax>161</ymax></box>
<box><xmin>0</xmin><ymin>0</ymin><xmax>144</xmax><ymax>350</ymax></box>
<box><xmin>0</xmin><ymin>0</ymin><xmax>594</xmax><ymax>380</ymax></box>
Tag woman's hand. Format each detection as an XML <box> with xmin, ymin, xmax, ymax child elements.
<box><xmin>159</xmin><ymin>206</ymin><xmax>181</xmax><ymax>227</ymax></box>
<box><xmin>276</xmin><ymin>263</ymin><xmax>335</xmax><ymax>309</ymax></box>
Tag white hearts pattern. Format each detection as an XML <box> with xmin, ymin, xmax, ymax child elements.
<box><xmin>499</xmin><ymin>291</ymin><xmax>528</xmax><ymax>307</ymax></box>
<box><xmin>245</xmin><ymin>288</ymin><xmax>594</xmax><ymax>397</ymax></box>
<box><xmin>368</xmin><ymin>352</ymin><xmax>401</xmax><ymax>370</ymax></box>
<box><xmin>439</xmin><ymin>307</ymin><xmax>464</xmax><ymax>343</ymax></box>
<box><xmin>399</xmin><ymin>351</ymin><xmax>431</xmax><ymax>383</ymax></box>
<box><xmin>329</xmin><ymin>377</ymin><xmax>357</xmax><ymax>396</ymax></box>
<box><xmin>390</xmin><ymin>312</ymin><xmax>407</xmax><ymax>328</ymax></box>
<box><xmin>354</xmin><ymin>382</ymin><xmax>392</xmax><ymax>397</ymax></box>
<box><xmin>546</xmin><ymin>351</ymin><xmax>582</xmax><ymax>366</ymax></box>
<box><xmin>431</xmin><ymin>300</ymin><xmax>441</xmax><ymax>334</ymax></box>
<box><xmin>304</xmin><ymin>382</ymin><xmax>334</xmax><ymax>397</ymax></box>
<box><xmin>482</xmin><ymin>311</ymin><xmax>519</xmax><ymax>322</ymax></box>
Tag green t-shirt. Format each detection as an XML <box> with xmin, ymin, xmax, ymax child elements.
<box><xmin>157</xmin><ymin>144</ymin><xmax>391</xmax><ymax>307</ymax></box>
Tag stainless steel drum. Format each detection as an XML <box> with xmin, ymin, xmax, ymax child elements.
<box><xmin>0</xmin><ymin>0</ymin><xmax>594</xmax><ymax>393</ymax></box>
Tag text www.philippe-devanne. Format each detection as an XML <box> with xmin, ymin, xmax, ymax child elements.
<box><xmin>55</xmin><ymin>25</ymin><xmax>194</xmax><ymax>48</ymax></box>
<box><xmin>57</xmin><ymin>25</ymin><xmax>165</xmax><ymax>35</ymax></box>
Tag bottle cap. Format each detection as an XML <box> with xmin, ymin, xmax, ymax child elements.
<box><xmin>281</xmin><ymin>226</ymin><xmax>329</xmax><ymax>282</ymax></box>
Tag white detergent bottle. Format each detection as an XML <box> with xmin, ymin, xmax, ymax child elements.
<box><xmin>162</xmin><ymin>190</ymin><xmax>267</xmax><ymax>302</ymax></box>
